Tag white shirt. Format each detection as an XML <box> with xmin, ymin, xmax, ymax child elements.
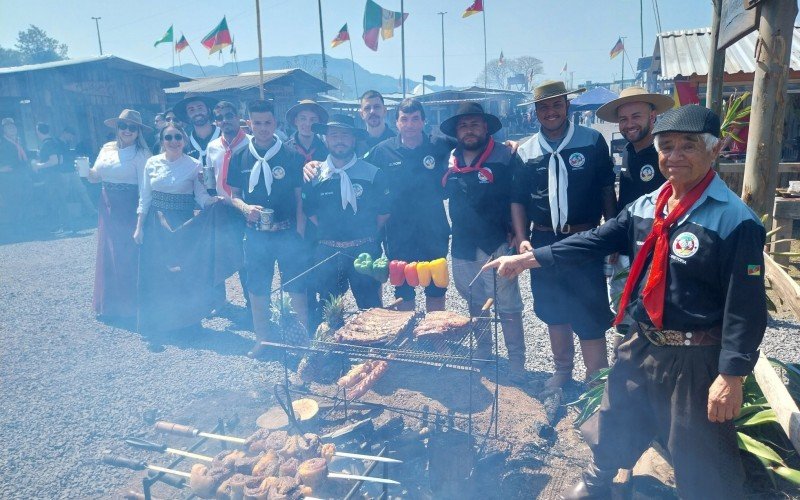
<box><xmin>137</xmin><ymin>154</ymin><xmax>211</xmax><ymax>215</ymax></box>
<box><xmin>93</xmin><ymin>143</ymin><xmax>149</xmax><ymax>185</ymax></box>
<box><xmin>206</xmin><ymin>133</ymin><xmax>251</xmax><ymax>195</ymax></box>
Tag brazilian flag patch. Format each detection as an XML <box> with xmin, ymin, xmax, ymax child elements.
<box><xmin>747</xmin><ymin>265</ymin><xmax>761</xmax><ymax>276</ymax></box>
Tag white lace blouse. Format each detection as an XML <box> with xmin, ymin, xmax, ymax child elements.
<box><xmin>137</xmin><ymin>154</ymin><xmax>211</xmax><ymax>215</ymax></box>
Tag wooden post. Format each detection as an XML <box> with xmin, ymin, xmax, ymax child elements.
<box><xmin>770</xmin><ymin>197</ymin><xmax>800</xmax><ymax>266</ymax></box>
<box><xmin>256</xmin><ymin>0</ymin><xmax>265</xmax><ymax>100</ymax></box>
<box><xmin>753</xmin><ymin>355</ymin><xmax>800</xmax><ymax>454</ymax></box>
<box><xmin>741</xmin><ymin>0</ymin><xmax>798</xmax><ymax>218</ymax></box>
<box><xmin>706</xmin><ymin>0</ymin><xmax>726</xmax><ymax>118</ymax></box>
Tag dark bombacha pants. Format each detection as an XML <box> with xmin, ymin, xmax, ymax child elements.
<box><xmin>581</xmin><ymin>330</ymin><xmax>746</xmax><ymax>500</ymax></box>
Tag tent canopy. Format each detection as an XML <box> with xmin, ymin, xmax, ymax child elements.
<box><xmin>569</xmin><ymin>87</ymin><xmax>619</xmax><ymax>112</ymax></box>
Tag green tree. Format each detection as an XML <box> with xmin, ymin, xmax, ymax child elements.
<box><xmin>0</xmin><ymin>46</ymin><xmax>23</xmax><ymax>67</ymax></box>
<box><xmin>15</xmin><ymin>25</ymin><xmax>68</xmax><ymax>64</ymax></box>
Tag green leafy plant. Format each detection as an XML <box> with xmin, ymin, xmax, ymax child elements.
<box><xmin>720</xmin><ymin>91</ymin><xmax>751</xmax><ymax>146</ymax></box>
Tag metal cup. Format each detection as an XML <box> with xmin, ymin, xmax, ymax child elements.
<box><xmin>202</xmin><ymin>165</ymin><xmax>216</xmax><ymax>189</ymax></box>
<box><xmin>75</xmin><ymin>156</ymin><xmax>90</xmax><ymax>177</ymax></box>
<box><xmin>258</xmin><ymin>208</ymin><xmax>275</xmax><ymax>230</ymax></box>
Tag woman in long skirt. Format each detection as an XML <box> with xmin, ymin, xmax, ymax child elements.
<box><xmin>134</xmin><ymin>124</ymin><xmax>241</xmax><ymax>333</ymax></box>
<box><xmin>88</xmin><ymin>109</ymin><xmax>151</xmax><ymax>322</ymax></box>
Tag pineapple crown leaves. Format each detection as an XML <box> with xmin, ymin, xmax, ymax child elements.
<box><xmin>321</xmin><ymin>293</ymin><xmax>345</xmax><ymax>327</ymax></box>
<box><xmin>270</xmin><ymin>295</ymin><xmax>296</xmax><ymax>323</ymax></box>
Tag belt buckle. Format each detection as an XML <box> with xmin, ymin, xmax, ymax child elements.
<box><xmin>560</xmin><ymin>223</ymin><xmax>571</xmax><ymax>234</ymax></box>
<box><xmin>642</xmin><ymin>327</ymin><xmax>666</xmax><ymax>346</ymax></box>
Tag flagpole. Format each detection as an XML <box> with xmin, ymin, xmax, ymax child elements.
<box><xmin>317</xmin><ymin>0</ymin><xmax>328</xmax><ymax>83</ymax></box>
<box><xmin>401</xmin><ymin>0</ymin><xmax>406</xmax><ymax>97</ymax></box>
<box><xmin>171</xmin><ymin>42</ymin><xmax>175</xmax><ymax>73</ymax></box>
<box><xmin>482</xmin><ymin>0</ymin><xmax>488</xmax><ymax>95</ymax></box>
<box><xmin>177</xmin><ymin>50</ymin><xmax>182</xmax><ymax>75</ymax></box>
<box><xmin>187</xmin><ymin>43</ymin><xmax>206</xmax><ymax>76</ymax></box>
<box><xmin>255</xmin><ymin>0</ymin><xmax>265</xmax><ymax>99</ymax></box>
<box><xmin>620</xmin><ymin>36</ymin><xmax>626</xmax><ymax>89</ymax></box>
<box><xmin>348</xmin><ymin>38</ymin><xmax>360</xmax><ymax>98</ymax></box>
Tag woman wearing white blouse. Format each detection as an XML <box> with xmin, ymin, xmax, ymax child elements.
<box><xmin>87</xmin><ymin>109</ymin><xmax>151</xmax><ymax>322</ymax></box>
<box><xmin>135</xmin><ymin>124</ymin><xmax>242</xmax><ymax>334</ymax></box>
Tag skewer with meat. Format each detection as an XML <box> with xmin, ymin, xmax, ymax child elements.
<box><xmin>346</xmin><ymin>360</ymin><xmax>390</xmax><ymax>400</ymax></box>
<box><xmin>189</xmin><ymin>463</ymin><xmax>236</xmax><ymax>499</ymax></box>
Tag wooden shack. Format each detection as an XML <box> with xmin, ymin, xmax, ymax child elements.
<box><xmin>0</xmin><ymin>55</ymin><xmax>188</xmax><ymax>153</ymax></box>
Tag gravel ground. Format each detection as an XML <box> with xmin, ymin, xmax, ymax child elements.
<box><xmin>1</xmin><ymin>228</ymin><xmax>798</xmax><ymax>499</ymax></box>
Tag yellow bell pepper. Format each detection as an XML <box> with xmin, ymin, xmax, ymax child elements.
<box><xmin>417</xmin><ymin>261</ymin><xmax>432</xmax><ymax>287</ymax></box>
<box><xmin>430</xmin><ymin>258</ymin><xmax>449</xmax><ymax>288</ymax></box>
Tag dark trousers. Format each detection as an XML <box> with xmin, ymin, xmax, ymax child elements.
<box><xmin>581</xmin><ymin>331</ymin><xmax>745</xmax><ymax>500</ymax></box>
<box><xmin>313</xmin><ymin>242</ymin><xmax>381</xmax><ymax>310</ymax></box>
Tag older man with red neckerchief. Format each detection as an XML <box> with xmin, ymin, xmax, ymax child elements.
<box><xmin>484</xmin><ymin>105</ymin><xmax>766</xmax><ymax>499</ymax></box>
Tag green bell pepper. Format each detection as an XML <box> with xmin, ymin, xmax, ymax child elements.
<box><xmin>353</xmin><ymin>253</ymin><xmax>374</xmax><ymax>276</ymax></box>
<box><xmin>371</xmin><ymin>256</ymin><xmax>389</xmax><ymax>283</ymax></box>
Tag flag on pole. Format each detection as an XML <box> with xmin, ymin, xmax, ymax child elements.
<box><xmin>154</xmin><ymin>25</ymin><xmax>173</xmax><ymax>47</ymax></box>
<box><xmin>230</xmin><ymin>37</ymin><xmax>236</xmax><ymax>55</ymax></box>
<box><xmin>422</xmin><ymin>75</ymin><xmax>436</xmax><ymax>81</ymax></box>
<box><xmin>610</xmin><ymin>37</ymin><xmax>624</xmax><ymax>59</ymax></box>
<box><xmin>672</xmin><ymin>81</ymin><xmax>700</xmax><ymax>107</ymax></box>
<box><xmin>201</xmin><ymin>17</ymin><xmax>233</xmax><ymax>55</ymax></box>
<box><xmin>331</xmin><ymin>23</ymin><xmax>350</xmax><ymax>48</ymax></box>
<box><xmin>363</xmin><ymin>0</ymin><xmax>408</xmax><ymax>51</ymax></box>
<box><xmin>498</xmin><ymin>51</ymin><xmax>505</xmax><ymax>65</ymax></box>
<box><xmin>462</xmin><ymin>0</ymin><xmax>484</xmax><ymax>18</ymax></box>
<box><xmin>561</xmin><ymin>62</ymin><xmax>568</xmax><ymax>73</ymax></box>
<box><xmin>175</xmin><ymin>34</ymin><xmax>189</xmax><ymax>53</ymax></box>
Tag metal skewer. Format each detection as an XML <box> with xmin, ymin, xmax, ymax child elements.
<box><xmin>103</xmin><ymin>455</ymin><xmax>191</xmax><ymax>478</ymax></box>
<box><xmin>125</xmin><ymin>437</ymin><xmax>213</xmax><ymax>462</ymax></box>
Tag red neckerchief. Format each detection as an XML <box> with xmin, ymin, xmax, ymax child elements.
<box><xmin>220</xmin><ymin>130</ymin><xmax>247</xmax><ymax>196</ymax></box>
<box><xmin>615</xmin><ymin>169</ymin><xmax>716</xmax><ymax>329</ymax></box>
<box><xmin>293</xmin><ymin>134</ymin><xmax>316</xmax><ymax>162</ymax></box>
<box><xmin>441</xmin><ymin>137</ymin><xmax>495</xmax><ymax>187</ymax></box>
<box><xmin>4</xmin><ymin>135</ymin><xmax>27</xmax><ymax>162</ymax></box>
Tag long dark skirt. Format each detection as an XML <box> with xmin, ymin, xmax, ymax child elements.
<box><xmin>93</xmin><ymin>183</ymin><xmax>139</xmax><ymax>318</ymax></box>
<box><xmin>137</xmin><ymin>200</ymin><xmax>243</xmax><ymax>333</ymax></box>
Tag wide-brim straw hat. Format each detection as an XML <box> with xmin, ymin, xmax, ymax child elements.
<box><xmin>439</xmin><ymin>102</ymin><xmax>502</xmax><ymax>137</ymax></box>
<box><xmin>532</xmin><ymin>80</ymin><xmax>586</xmax><ymax>103</ymax></box>
<box><xmin>596</xmin><ymin>86</ymin><xmax>675</xmax><ymax>122</ymax></box>
<box><xmin>172</xmin><ymin>93</ymin><xmax>219</xmax><ymax>123</ymax></box>
<box><xmin>286</xmin><ymin>100</ymin><xmax>329</xmax><ymax>126</ymax></box>
<box><xmin>103</xmin><ymin>109</ymin><xmax>151</xmax><ymax>130</ymax></box>
<box><xmin>312</xmin><ymin>114</ymin><xmax>369</xmax><ymax>140</ymax></box>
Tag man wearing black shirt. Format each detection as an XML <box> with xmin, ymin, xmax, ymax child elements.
<box><xmin>31</xmin><ymin>122</ymin><xmax>70</xmax><ymax>233</ymax></box>
<box><xmin>285</xmin><ymin>100</ymin><xmax>329</xmax><ymax>163</ymax></box>
<box><xmin>174</xmin><ymin>94</ymin><xmax>220</xmax><ymax>167</ymax></box>
<box><xmin>596</xmin><ymin>86</ymin><xmax>674</xmax><ymax>328</ymax></box>
<box><xmin>365</xmin><ymin>98</ymin><xmax>453</xmax><ymax>311</ymax></box>
<box><xmin>356</xmin><ymin>90</ymin><xmax>395</xmax><ymax>156</ymax></box>
<box><xmin>441</xmin><ymin>102</ymin><xmax>527</xmax><ymax>383</ymax></box>
<box><xmin>0</xmin><ymin>118</ymin><xmax>31</xmax><ymax>232</ymax></box>
<box><xmin>514</xmin><ymin>80</ymin><xmax>617</xmax><ymax>389</ymax></box>
<box><xmin>227</xmin><ymin>100</ymin><xmax>307</xmax><ymax>356</ymax></box>
<box><xmin>304</xmin><ymin>114</ymin><xmax>390</xmax><ymax>309</ymax></box>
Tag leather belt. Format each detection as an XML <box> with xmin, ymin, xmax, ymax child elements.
<box><xmin>531</xmin><ymin>222</ymin><xmax>595</xmax><ymax>234</ymax></box>
<box><xmin>248</xmin><ymin>220</ymin><xmax>292</xmax><ymax>232</ymax></box>
<box><xmin>318</xmin><ymin>236</ymin><xmax>375</xmax><ymax>248</ymax></box>
<box><xmin>637</xmin><ymin>322</ymin><xmax>721</xmax><ymax>347</ymax></box>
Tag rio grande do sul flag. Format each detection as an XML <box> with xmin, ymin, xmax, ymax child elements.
<box><xmin>363</xmin><ymin>0</ymin><xmax>408</xmax><ymax>51</ymax></box>
<box><xmin>175</xmin><ymin>35</ymin><xmax>189</xmax><ymax>53</ymax></box>
<box><xmin>462</xmin><ymin>0</ymin><xmax>484</xmax><ymax>18</ymax></box>
<box><xmin>201</xmin><ymin>17</ymin><xmax>232</xmax><ymax>55</ymax></box>
<box><xmin>331</xmin><ymin>23</ymin><xmax>350</xmax><ymax>48</ymax></box>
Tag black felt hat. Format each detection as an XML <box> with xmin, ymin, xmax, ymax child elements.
<box><xmin>439</xmin><ymin>102</ymin><xmax>502</xmax><ymax>137</ymax></box>
<box><xmin>172</xmin><ymin>93</ymin><xmax>219</xmax><ymax>123</ymax></box>
<box><xmin>652</xmin><ymin>104</ymin><xmax>721</xmax><ymax>138</ymax></box>
<box><xmin>312</xmin><ymin>114</ymin><xmax>368</xmax><ymax>139</ymax></box>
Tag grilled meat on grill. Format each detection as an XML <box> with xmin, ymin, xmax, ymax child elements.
<box><xmin>334</xmin><ymin>308</ymin><xmax>415</xmax><ymax>345</ymax></box>
<box><xmin>413</xmin><ymin>311</ymin><xmax>471</xmax><ymax>339</ymax></box>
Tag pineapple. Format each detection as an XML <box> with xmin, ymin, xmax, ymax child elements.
<box><xmin>322</xmin><ymin>294</ymin><xmax>346</xmax><ymax>330</ymax></box>
<box><xmin>297</xmin><ymin>294</ymin><xmax>346</xmax><ymax>384</ymax></box>
<box><xmin>270</xmin><ymin>295</ymin><xmax>309</xmax><ymax>347</ymax></box>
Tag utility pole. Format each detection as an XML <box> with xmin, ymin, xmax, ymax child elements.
<box><xmin>91</xmin><ymin>17</ymin><xmax>103</xmax><ymax>55</ymax></box>
<box><xmin>620</xmin><ymin>36</ymin><xmax>627</xmax><ymax>90</ymax></box>
<box><xmin>401</xmin><ymin>0</ymin><xmax>406</xmax><ymax>97</ymax></box>
<box><xmin>255</xmin><ymin>0</ymin><xmax>265</xmax><ymax>99</ymax></box>
<box><xmin>742</xmin><ymin>0</ymin><xmax>798</xmax><ymax>219</ymax></box>
<box><xmin>438</xmin><ymin>12</ymin><xmax>446</xmax><ymax>88</ymax></box>
<box><xmin>706</xmin><ymin>0</ymin><xmax>726</xmax><ymax>119</ymax></box>
<box><xmin>317</xmin><ymin>0</ymin><xmax>328</xmax><ymax>83</ymax></box>
<box><xmin>640</xmin><ymin>0</ymin><xmax>644</xmax><ymax>57</ymax></box>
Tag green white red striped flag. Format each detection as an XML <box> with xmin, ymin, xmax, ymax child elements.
<box><xmin>331</xmin><ymin>23</ymin><xmax>350</xmax><ymax>48</ymax></box>
<box><xmin>363</xmin><ymin>0</ymin><xmax>407</xmax><ymax>51</ymax></box>
<box><xmin>201</xmin><ymin>17</ymin><xmax>232</xmax><ymax>55</ymax></box>
<box><xmin>175</xmin><ymin>34</ymin><xmax>189</xmax><ymax>53</ymax></box>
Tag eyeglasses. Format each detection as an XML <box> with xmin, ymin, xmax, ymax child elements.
<box><xmin>215</xmin><ymin>112</ymin><xmax>236</xmax><ymax>121</ymax></box>
<box><xmin>165</xmin><ymin>116</ymin><xmax>176</xmax><ymax>122</ymax></box>
<box><xmin>117</xmin><ymin>123</ymin><xmax>139</xmax><ymax>132</ymax></box>
<box><xmin>163</xmin><ymin>134</ymin><xmax>184</xmax><ymax>142</ymax></box>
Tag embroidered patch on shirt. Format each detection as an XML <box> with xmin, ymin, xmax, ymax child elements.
<box><xmin>747</xmin><ymin>265</ymin><xmax>761</xmax><ymax>276</ymax></box>
<box><xmin>568</xmin><ymin>152</ymin><xmax>585</xmax><ymax>168</ymax></box>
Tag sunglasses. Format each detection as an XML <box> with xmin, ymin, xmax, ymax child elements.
<box><xmin>163</xmin><ymin>134</ymin><xmax>184</xmax><ymax>142</ymax></box>
<box><xmin>215</xmin><ymin>112</ymin><xmax>236</xmax><ymax>121</ymax></box>
<box><xmin>165</xmin><ymin>116</ymin><xmax>176</xmax><ymax>122</ymax></box>
<box><xmin>117</xmin><ymin>123</ymin><xmax>139</xmax><ymax>132</ymax></box>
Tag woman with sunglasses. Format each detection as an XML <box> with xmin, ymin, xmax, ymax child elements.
<box><xmin>87</xmin><ymin>109</ymin><xmax>151</xmax><ymax>324</ymax></box>
<box><xmin>134</xmin><ymin>123</ymin><xmax>240</xmax><ymax>335</ymax></box>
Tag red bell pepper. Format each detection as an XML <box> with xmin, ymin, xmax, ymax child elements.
<box><xmin>389</xmin><ymin>260</ymin><xmax>407</xmax><ymax>286</ymax></box>
<box><xmin>404</xmin><ymin>262</ymin><xmax>420</xmax><ymax>287</ymax></box>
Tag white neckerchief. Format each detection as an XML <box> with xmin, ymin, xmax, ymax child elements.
<box><xmin>190</xmin><ymin>126</ymin><xmax>221</xmax><ymax>164</ymax></box>
<box><xmin>320</xmin><ymin>154</ymin><xmax>359</xmax><ymax>213</ymax></box>
<box><xmin>248</xmin><ymin>135</ymin><xmax>283</xmax><ymax>194</ymax></box>
<box><xmin>537</xmin><ymin>121</ymin><xmax>575</xmax><ymax>233</ymax></box>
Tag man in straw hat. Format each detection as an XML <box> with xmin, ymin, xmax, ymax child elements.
<box><xmin>440</xmin><ymin>102</ymin><xmax>527</xmax><ymax>384</ymax></box>
<box><xmin>596</xmin><ymin>87</ymin><xmax>674</xmax><ymax>333</ymax></box>
<box><xmin>484</xmin><ymin>105</ymin><xmax>766</xmax><ymax>498</ymax></box>
<box><xmin>173</xmin><ymin>93</ymin><xmax>220</xmax><ymax>168</ymax></box>
<box><xmin>513</xmin><ymin>80</ymin><xmax>617</xmax><ymax>389</ymax></box>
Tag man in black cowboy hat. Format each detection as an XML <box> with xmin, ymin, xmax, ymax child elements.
<box><xmin>304</xmin><ymin>114</ymin><xmax>391</xmax><ymax>309</ymax></box>
<box><xmin>363</xmin><ymin>97</ymin><xmax>453</xmax><ymax>312</ymax></box>
<box><xmin>483</xmin><ymin>105</ymin><xmax>766</xmax><ymax>499</ymax></box>
<box><xmin>440</xmin><ymin>102</ymin><xmax>528</xmax><ymax>384</ymax></box>
<box><xmin>513</xmin><ymin>80</ymin><xmax>617</xmax><ymax>389</ymax></box>
<box><xmin>173</xmin><ymin>93</ymin><xmax>220</xmax><ymax>167</ymax></box>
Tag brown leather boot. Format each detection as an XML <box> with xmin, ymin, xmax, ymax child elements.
<box><xmin>560</xmin><ymin>463</ymin><xmax>615</xmax><ymax>499</ymax></box>
<box><xmin>545</xmin><ymin>326</ymin><xmax>575</xmax><ymax>390</ymax></box>
<box><xmin>500</xmin><ymin>312</ymin><xmax>527</xmax><ymax>384</ymax></box>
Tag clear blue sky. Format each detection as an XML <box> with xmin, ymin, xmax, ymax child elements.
<box><xmin>0</xmin><ymin>0</ymin><xmax>787</xmax><ymax>87</ymax></box>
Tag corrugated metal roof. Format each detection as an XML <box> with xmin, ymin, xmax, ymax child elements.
<box><xmin>164</xmin><ymin>68</ymin><xmax>334</xmax><ymax>94</ymax></box>
<box><xmin>0</xmin><ymin>55</ymin><xmax>189</xmax><ymax>82</ymax></box>
<box><xmin>656</xmin><ymin>26</ymin><xmax>800</xmax><ymax>80</ymax></box>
